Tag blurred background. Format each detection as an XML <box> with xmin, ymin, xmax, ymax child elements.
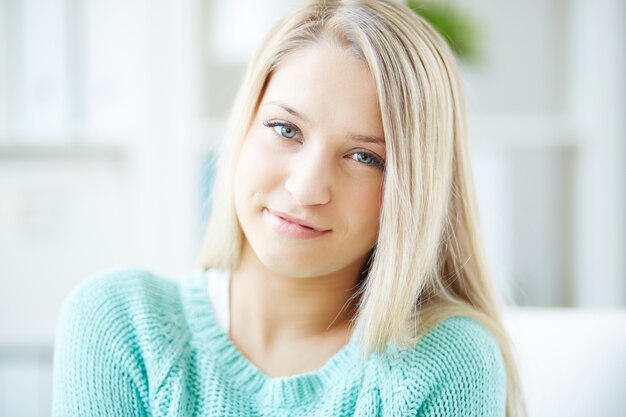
<box><xmin>0</xmin><ymin>0</ymin><xmax>624</xmax><ymax>415</ymax></box>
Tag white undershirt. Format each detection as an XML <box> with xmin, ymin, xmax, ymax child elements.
<box><xmin>206</xmin><ymin>268</ymin><xmax>361</xmax><ymax>343</ymax></box>
<box><xmin>206</xmin><ymin>269</ymin><xmax>230</xmax><ymax>333</ymax></box>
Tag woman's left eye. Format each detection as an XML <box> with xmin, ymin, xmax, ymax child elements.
<box><xmin>352</xmin><ymin>152</ymin><xmax>385</xmax><ymax>169</ymax></box>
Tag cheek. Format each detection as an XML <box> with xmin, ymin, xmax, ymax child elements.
<box><xmin>234</xmin><ymin>135</ymin><xmax>282</xmax><ymax>205</ymax></box>
<box><xmin>344</xmin><ymin>179</ymin><xmax>383</xmax><ymax>238</ymax></box>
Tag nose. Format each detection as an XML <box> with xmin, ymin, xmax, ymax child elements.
<box><xmin>284</xmin><ymin>149</ymin><xmax>332</xmax><ymax>206</ymax></box>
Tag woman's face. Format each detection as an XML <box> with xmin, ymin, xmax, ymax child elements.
<box><xmin>234</xmin><ymin>44</ymin><xmax>385</xmax><ymax>279</ymax></box>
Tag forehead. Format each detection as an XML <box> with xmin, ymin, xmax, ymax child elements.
<box><xmin>260</xmin><ymin>44</ymin><xmax>383</xmax><ymax>137</ymax></box>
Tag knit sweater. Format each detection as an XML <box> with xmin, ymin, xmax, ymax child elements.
<box><xmin>52</xmin><ymin>267</ymin><xmax>507</xmax><ymax>416</ymax></box>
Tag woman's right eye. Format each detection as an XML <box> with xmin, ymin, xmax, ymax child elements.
<box><xmin>263</xmin><ymin>120</ymin><xmax>300</xmax><ymax>140</ymax></box>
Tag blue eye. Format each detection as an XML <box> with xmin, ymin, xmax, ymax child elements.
<box><xmin>352</xmin><ymin>152</ymin><xmax>385</xmax><ymax>169</ymax></box>
<box><xmin>276</xmin><ymin>124</ymin><xmax>296</xmax><ymax>138</ymax></box>
<box><xmin>263</xmin><ymin>120</ymin><xmax>299</xmax><ymax>139</ymax></box>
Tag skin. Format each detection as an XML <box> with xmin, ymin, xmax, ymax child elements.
<box><xmin>230</xmin><ymin>43</ymin><xmax>385</xmax><ymax>377</ymax></box>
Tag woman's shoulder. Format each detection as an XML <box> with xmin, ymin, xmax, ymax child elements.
<box><xmin>398</xmin><ymin>315</ymin><xmax>505</xmax><ymax>379</ymax></box>
<box><xmin>53</xmin><ymin>268</ymin><xmax>191</xmax><ymax>414</ymax></box>
<box><xmin>416</xmin><ymin>315</ymin><xmax>503</xmax><ymax>364</ymax></box>
<box><xmin>58</xmin><ymin>267</ymin><xmax>189</xmax><ymax>358</ymax></box>
<box><xmin>64</xmin><ymin>266</ymin><xmax>180</xmax><ymax>307</ymax></box>
<box><xmin>61</xmin><ymin>267</ymin><xmax>183</xmax><ymax>323</ymax></box>
<box><xmin>385</xmin><ymin>316</ymin><xmax>507</xmax><ymax>416</ymax></box>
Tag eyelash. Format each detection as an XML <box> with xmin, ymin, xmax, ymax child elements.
<box><xmin>263</xmin><ymin>120</ymin><xmax>301</xmax><ymax>140</ymax></box>
<box><xmin>262</xmin><ymin>119</ymin><xmax>386</xmax><ymax>170</ymax></box>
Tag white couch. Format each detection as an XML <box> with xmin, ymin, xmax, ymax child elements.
<box><xmin>503</xmin><ymin>308</ymin><xmax>626</xmax><ymax>417</ymax></box>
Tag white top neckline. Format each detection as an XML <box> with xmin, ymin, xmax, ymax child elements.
<box><xmin>205</xmin><ymin>268</ymin><xmax>230</xmax><ymax>333</ymax></box>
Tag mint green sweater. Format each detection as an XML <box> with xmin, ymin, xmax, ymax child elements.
<box><xmin>52</xmin><ymin>267</ymin><xmax>506</xmax><ymax>416</ymax></box>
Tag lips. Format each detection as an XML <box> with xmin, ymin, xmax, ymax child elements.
<box><xmin>268</xmin><ymin>209</ymin><xmax>330</xmax><ymax>232</ymax></box>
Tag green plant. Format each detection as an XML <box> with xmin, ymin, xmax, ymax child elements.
<box><xmin>406</xmin><ymin>0</ymin><xmax>481</xmax><ymax>64</ymax></box>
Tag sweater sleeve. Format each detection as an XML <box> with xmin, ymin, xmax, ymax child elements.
<box><xmin>52</xmin><ymin>269</ymin><xmax>153</xmax><ymax>416</ymax></box>
<box><xmin>401</xmin><ymin>317</ymin><xmax>507</xmax><ymax>417</ymax></box>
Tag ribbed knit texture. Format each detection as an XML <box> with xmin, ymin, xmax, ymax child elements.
<box><xmin>52</xmin><ymin>267</ymin><xmax>507</xmax><ymax>416</ymax></box>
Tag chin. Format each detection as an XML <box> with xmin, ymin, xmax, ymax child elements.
<box><xmin>256</xmin><ymin>246</ymin><xmax>367</xmax><ymax>280</ymax></box>
<box><xmin>258</xmin><ymin>252</ymin><xmax>329</xmax><ymax>279</ymax></box>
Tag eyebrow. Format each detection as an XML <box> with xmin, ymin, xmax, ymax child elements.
<box><xmin>350</xmin><ymin>134</ymin><xmax>386</xmax><ymax>146</ymax></box>
<box><xmin>265</xmin><ymin>101</ymin><xmax>310</xmax><ymax>124</ymax></box>
<box><xmin>264</xmin><ymin>101</ymin><xmax>385</xmax><ymax>146</ymax></box>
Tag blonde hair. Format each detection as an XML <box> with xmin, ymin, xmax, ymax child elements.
<box><xmin>197</xmin><ymin>1</ymin><xmax>526</xmax><ymax>415</ymax></box>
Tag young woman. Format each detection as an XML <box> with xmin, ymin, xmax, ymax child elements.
<box><xmin>53</xmin><ymin>1</ymin><xmax>527</xmax><ymax>416</ymax></box>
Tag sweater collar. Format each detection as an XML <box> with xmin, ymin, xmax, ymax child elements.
<box><xmin>181</xmin><ymin>267</ymin><xmax>363</xmax><ymax>407</ymax></box>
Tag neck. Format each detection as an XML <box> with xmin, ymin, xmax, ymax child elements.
<box><xmin>229</xmin><ymin>243</ymin><xmax>363</xmax><ymax>351</ymax></box>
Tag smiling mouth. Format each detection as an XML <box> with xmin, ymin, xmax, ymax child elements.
<box><xmin>277</xmin><ymin>214</ymin><xmax>315</xmax><ymax>230</ymax></box>
<box><xmin>265</xmin><ymin>208</ymin><xmax>331</xmax><ymax>237</ymax></box>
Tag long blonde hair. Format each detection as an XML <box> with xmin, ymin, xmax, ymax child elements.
<box><xmin>197</xmin><ymin>1</ymin><xmax>526</xmax><ymax>415</ymax></box>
